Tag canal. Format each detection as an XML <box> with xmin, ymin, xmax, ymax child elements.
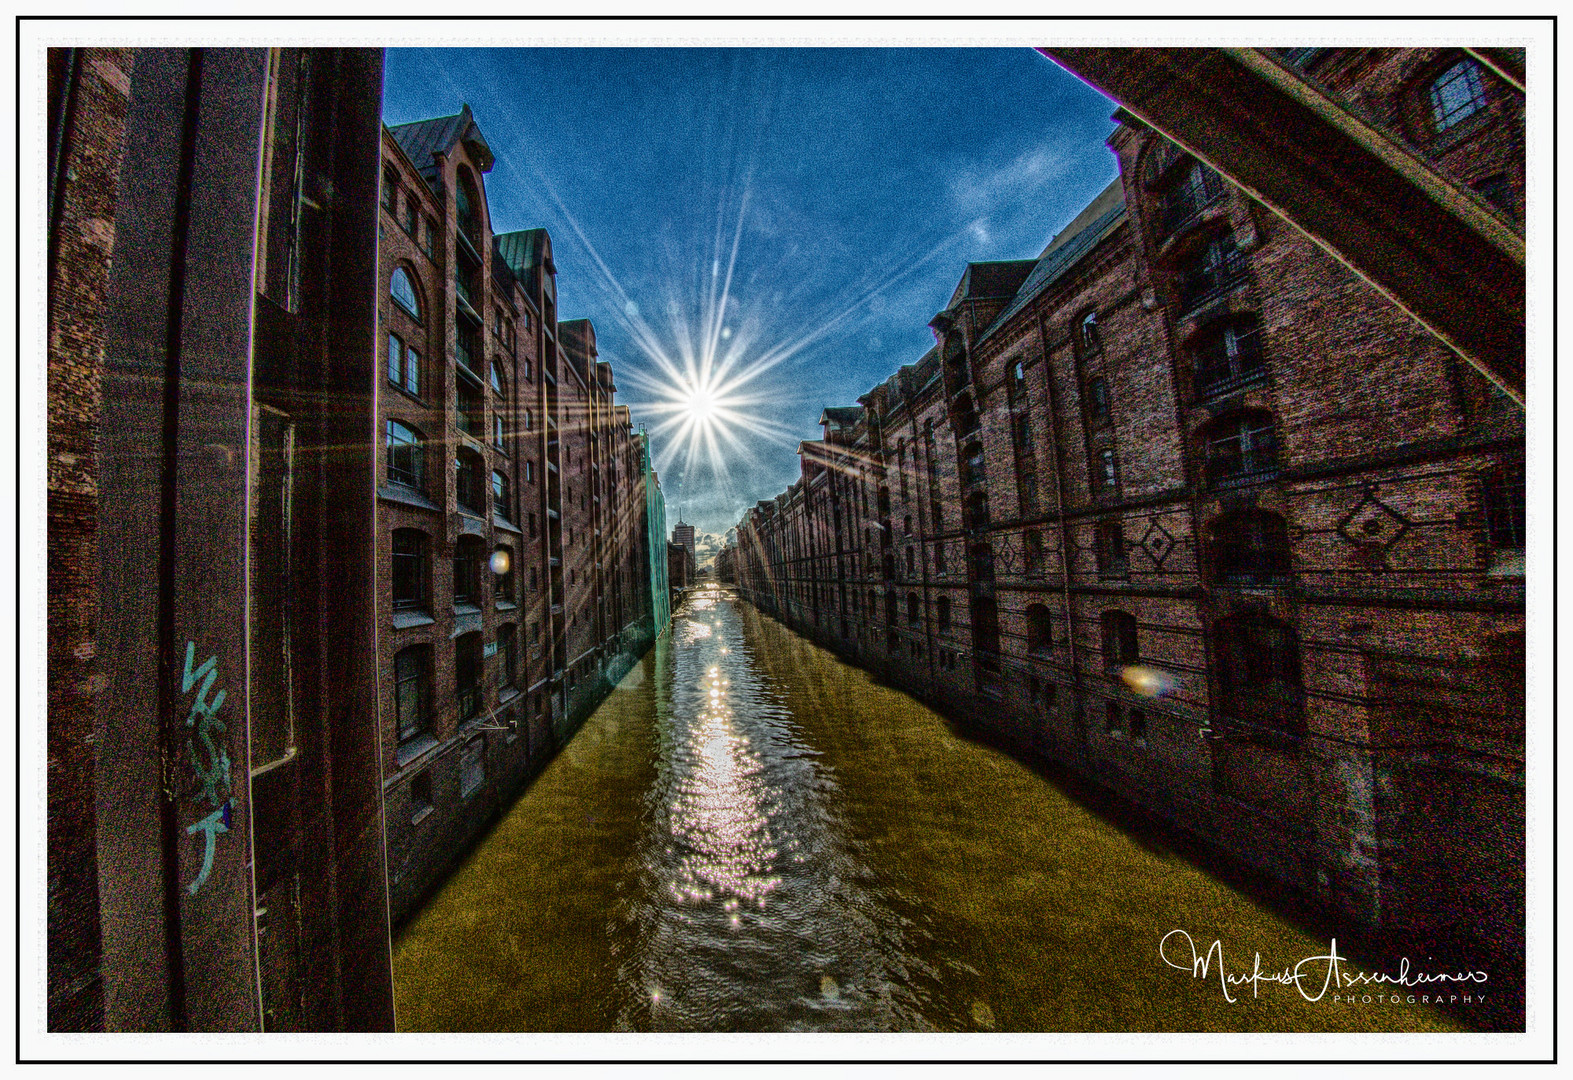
<box><xmin>393</xmin><ymin>584</ymin><xmax>1466</xmax><ymax>1033</ymax></box>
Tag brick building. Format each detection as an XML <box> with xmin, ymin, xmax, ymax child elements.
<box><xmin>375</xmin><ymin>109</ymin><xmax>659</xmax><ymax>924</ymax></box>
<box><xmin>735</xmin><ymin>46</ymin><xmax>1524</xmax><ymax>973</ymax></box>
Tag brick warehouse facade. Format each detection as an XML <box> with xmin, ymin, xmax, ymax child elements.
<box><xmin>734</xmin><ymin>45</ymin><xmax>1524</xmax><ymax>976</ymax></box>
<box><xmin>375</xmin><ymin>109</ymin><xmax>660</xmax><ymax>925</ymax></box>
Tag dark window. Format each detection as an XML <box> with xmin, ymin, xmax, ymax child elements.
<box><xmin>1011</xmin><ymin>360</ymin><xmax>1028</xmax><ymax>401</ymax></box>
<box><xmin>934</xmin><ymin>543</ymin><xmax>947</xmax><ymax>574</ymax></box>
<box><xmin>1026</xmin><ymin>604</ymin><xmax>1053</xmax><ymax>657</ymax></box>
<box><xmin>885</xmin><ymin>591</ymin><xmax>898</xmax><ymax>626</ymax></box>
<box><xmin>456</xmin><ymin>323</ymin><xmax>481</xmax><ymax>376</ymax></box>
<box><xmin>1096</xmin><ymin>519</ymin><xmax>1127</xmax><ymax>576</ymax></box>
<box><xmin>456</xmin><ymin>451</ymin><xmax>485</xmax><ymax>514</ymax></box>
<box><xmin>906</xmin><ymin>547</ymin><xmax>915</xmax><ymax>575</ymax></box>
<box><xmin>1024</xmin><ymin>529</ymin><xmax>1045</xmax><ymax>577</ymax></box>
<box><xmin>456</xmin><ymin>373</ymin><xmax>484</xmax><ymax>437</ymax></box>
<box><xmin>1429</xmin><ymin>59</ymin><xmax>1488</xmax><ymax>133</ymax></box>
<box><xmin>907</xmin><ymin>592</ymin><xmax>920</xmax><ymax>625</ymax></box>
<box><xmin>1215</xmin><ymin>615</ymin><xmax>1304</xmax><ymax>735</ymax></box>
<box><xmin>498</xmin><ymin>623</ymin><xmax>518</xmax><ymax>689</ymax></box>
<box><xmin>422</xmin><ymin>216</ymin><xmax>437</xmax><ymax>258</ymax></box>
<box><xmin>1159</xmin><ymin>159</ymin><xmax>1225</xmax><ymax>236</ymax></box>
<box><xmin>459</xmin><ymin>736</ymin><xmax>485</xmax><ymax>796</ymax></box>
<box><xmin>409</xmin><ymin>771</ymin><xmax>432</xmax><ymax>817</ymax></box>
<box><xmin>1193</xmin><ymin>316</ymin><xmax>1264</xmax><ymax>398</ymax></box>
<box><xmin>1483</xmin><ymin>461</ymin><xmax>1526</xmax><ymax>550</ymax></box>
<box><xmin>455</xmin><ymin>632</ymin><xmax>483</xmax><ymax>723</ymax></box>
<box><xmin>1101</xmin><ymin>610</ymin><xmax>1138</xmax><ymax>669</ymax></box>
<box><xmin>969</xmin><ymin>542</ymin><xmax>994</xmax><ymax>582</ymax></box>
<box><xmin>904</xmin><ymin>514</ymin><xmax>912</xmax><ymax>536</ymax></box>
<box><xmin>965</xmin><ymin>492</ymin><xmax>989</xmax><ymax>530</ymax></box>
<box><xmin>455</xmin><ymin>172</ymin><xmax>481</xmax><ymax>240</ymax></box>
<box><xmin>492</xmin><ymin>545</ymin><xmax>515</xmax><ymax>603</ymax></box>
<box><xmin>1078</xmin><ymin>311</ymin><xmax>1101</xmax><ymax>355</ymax></box>
<box><xmin>1209</xmin><ymin>510</ymin><xmax>1291</xmax><ymax>586</ymax></box>
<box><xmin>453</xmin><ymin>537</ymin><xmax>483</xmax><ymax>606</ymax></box>
<box><xmin>1178</xmin><ymin>232</ymin><xmax>1248</xmax><ymax>311</ymax></box>
<box><xmin>1087</xmin><ymin>376</ymin><xmax>1110</xmax><ymax>421</ymax></box>
<box><xmin>937</xmin><ymin>595</ymin><xmax>951</xmax><ymax>632</ymax></box>
<box><xmin>962</xmin><ymin>441</ymin><xmax>986</xmax><ymax>487</ymax></box>
<box><xmin>492</xmin><ymin>470</ymin><xmax>511</xmax><ymax>521</ymax></box>
<box><xmin>392</xmin><ymin>529</ymin><xmax>428</xmax><ymax>611</ymax></box>
<box><xmin>1013</xmin><ymin>413</ymin><xmax>1035</xmax><ymax>457</ymax></box>
<box><xmin>390</xmin><ymin>266</ymin><xmax>420</xmax><ymax>319</ymax></box>
<box><xmin>1018</xmin><ymin>471</ymin><xmax>1039</xmax><ymax>515</ymax></box>
<box><xmin>381</xmin><ymin>167</ymin><xmax>398</xmax><ymax>212</ymax></box>
<box><xmin>1106</xmin><ymin>701</ymin><xmax>1122</xmax><ymax>734</ymax></box>
<box><xmin>386</xmin><ymin>420</ymin><xmax>424</xmax><ymax>491</ymax></box>
<box><xmin>394</xmin><ymin>645</ymin><xmax>431</xmax><ymax>745</ymax></box>
<box><xmin>400</xmin><ymin>192</ymin><xmax>418</xmax><ymax>236</ymax></box>
<box><xmin>1129</xmin><ymin>709</ymin><xmax>1148</xmax><ymax>742</ymax></box>
<box><xmin>1203</xmin><ymin>412</ymin><xmax>1279</xmax><ymax>487</ymax></box>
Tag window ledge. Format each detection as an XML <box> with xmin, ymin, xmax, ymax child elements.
<box><xmin>498</xmin><ymin>687</ymin><xmax>522</xmax><ymax>706</ymax></box>
<box><xmin>378</xmin><ymin>485</ymin><xmax>442</xmax><ymax>513</ymax></box>
<box><xmin>391</xmin><ymin>610</ymin><xmax>435</xmax><ymax>630</ymax></box>
<box><xmin>410</xmin><ymin>805</ymin><xmax>435</xmax><ymax>826</ymax></box>
<box><xmin>397</xmin><ymin>734</ymin><xmax>439</xmax><ymax>768</ymax></box>
<box><xmin>494</xmin><ymin>517</ymin><xmax>523</xmax><ymax>535</ymax></box>
<box><xmin>495</xmin><ymin>600</ymin><xmax>518</xmax><ymax>612</ymax></box>
<box><xmin>1488</xmin><ymin>550</ymin><xmax>1524</xmax><ymax>576</ymax></box>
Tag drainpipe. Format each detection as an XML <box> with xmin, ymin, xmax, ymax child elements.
<box><xmin>907</xmin><ymin>395</ymin><xmax>938</xmax><ymax>698</ymax></box>
<box><xmin>1035</xmin><ymin>302</ymin><xmax>1087</xmax><ymax>746</ymax></box>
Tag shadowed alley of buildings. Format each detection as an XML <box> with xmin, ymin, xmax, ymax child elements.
<box><xmin>394</xmin><ymin>584</ymin><xmax>1478</xmax><ymax>1033</ymax></box>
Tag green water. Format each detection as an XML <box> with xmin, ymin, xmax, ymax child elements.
<box><xmin>393</xmin><ymin>585</ymin><xmax>1467</xmax><ymax>1033</ymax></box>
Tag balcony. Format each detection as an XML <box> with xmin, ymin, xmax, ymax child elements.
<box><xmin>1177</xmin><ymin>246</ymin><xmax>1250</xmax><ymax>314</ymax></box>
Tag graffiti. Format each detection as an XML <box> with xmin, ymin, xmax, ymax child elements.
<box><xmin>179</xmin><ymin>640</ymin><xmax>233</xmax><ymax>894</ymax></box>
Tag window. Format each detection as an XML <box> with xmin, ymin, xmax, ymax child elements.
<box><xmin>493</xmin><ymin>545</ymin><xmax>515</xmax><ymax>603</ymax></box>
<box><xmin>456</xmin><ymin>451</ymin><xmax>485</xmax><ymax>514</ymax></box>
<box><xmin>1483</xmin><ymin>461</ymin><xmax>1526</xmax><ymax>551</ymax></box>
<box><xmin>1159</xmin><ymin>159</ymin><xmax>1224</xmax><ymax>236</ymax></box>
<box><xmin>1078</xmin><ymin>311</ymin><xmax>1101</xmax><ymax>355</ymax></box>
<box><xmin>906</xmin><ymin>547</ymin><xmax>915</xmax><ymax>575</ymax></box>
<box><xmin>490</xmin><ymin>360</ymin><xmax>507</xmax><ymax>396</ymax></box>
<box><xmin>904</xmin><ymin>515</ymin><xmax>912</xmax><ymax>536</ymax></box>
<box><xmin>1105</xmin><ymin>702</ymin><xmax>1122</xmax><ymax>735</ymax></box>
<box><xmin>459</xmin><ymin>736</ymin><xmax>485</xmax><ymax>796</ymax></box>
<box><xmin>1193</xmin><ymin>316</ymin><xmax>1264</xmax><ymax>398</ymax></box>
<box><xmin>493</xmin><ymin>415</ymin><xmax>506</xmax><ymax>450</ymax></box>
<box><xmin>1097</xmin><ymin>448</ymin><xmax>1119</xmax><ymax>492</ymax></box>
<box><xmin>528</xmin><ymin>511</ymin><xmax>537</xmax><ymax>538</ymax></box>
<box><xmin>524</xmin><ymin>461</ymin><xmax>535</xmax><ymax>484</ymax></box>
<box><xmin>1101</xmin><ymin>610</ymin><xmax>1138</xmax><ymax>669</ymax></box>
<box><xmin>409</xmin><ymin>771</ymin><xmax>432</xmax><ymax>820</ymax></box>
<box><xmin>456</xmin><ymin>323</ymin><xmax>481</xmax><ymax>376</ymax></box>
<box><xmin>1214</xmin><ymin>615</ymin><xmax>1304</xmax><ymax>735</ymax></box>
<box><xmin>1178</xmin><ymin>232</ymin><xmax>1247</xmax><ymax>311</ymax></box>
<box><xmin>1096</xmin><ymin>519</ymin><xmax>1127</xmax><ymax>576</ymax></box>
<box><xmin>1128</xmin><ymin>709</ymin><xmax>1148</xmax><ymax>743</ymax></box>
<box><xmin>1087</xmin><ymin>377</ymin><xmax>1110</xmax><ymax>421</ymax></box>
<box><xmin>401</xmin><ymin>191</ymin><xmax>417</xmax><ymax>236</ymax></box>
<box><xmin>390</xmin><ymin>266</ymin><xmax>420</xmax><ymax>319</ymax></box>
<box><xmin>392</xmin><ymin>529</ymin><xmax>428</xmax><ymax>611</ymax></box>
<box><xmin>394</xmin><ymin>645</ymin><xmax>432</xmax><ymax>745</ymax></box>
<box><xmin>381</xmin><ymin>166</ymin><xmax>398</xmax><ymax>212</ymax></box>
<box><xmin>965</xmin><ymin>492</ymin><xmax>989</xmax><ymax>529</ymax></box>
<box><xmin>453</xmin><ymin>537</ymin><xmax>483</xmax><ymax>606</ymax></box>
<box><xmin>1018</xmin><ymin>471</ymin><xmax>1039</xmax><ymax>515</ymax></box>
<box><xmin>1202</xmin><ymin>412</ymin><xmax>1278</xmax><ymax>487</ymax></box>
<box><xmin>422</xmin><ymin>216</ymin><xmax>437</xmax><ymax>258</ymax></box>
<box><xmin>386</xmin><ymin>420</ymin><xmax>425</xmax><ymax>491</ymax></box>
<box><xmin>1013</xmin><ymin>413</ymin><xmax>1035</xmax><ymax>457</ymax></box>
<box><xmin>455</xmin><ymin>172</ymin><xmax>481</xmax><ymax>240</ymax></box>
<box><xmin>492</xmin><ymin>470</ymin><xmax>511</xmax><ymax>521</ymax></box>
<box><xmin>456</xmin><ymin>372</ymin><xmax>484</xmax><ymax>437</ymax></box>
<box><xmin>387</xmin><ymin>333</ymin><xmax>421</xmax><ymax>397</ymax></box>
<box><xmin>455</xmin><ymin>632</ymin><xmax>483</xmax><ymax>723</ymax></box>
<box><xmin>1429</xmin><ymin>58</ymin><xmax>1488</xmax><ymax>133</ymax></box>
<box><xmin>937</xmin><ymin>595</ymin><xmax>951</xmax><ymax>632</ymax></box>
<box><xmin>931</xmin><ymin>500</ymin><xmax>943</xmax><ymax>533</ymax></box>
<box><xmin>1010</xmin><ymin>360</ymin><xmax>1028</xmax><ymax>402</ymax></box>
<box><xmin>1209</xmin><ymin>510</ymin><xmax>1290</xmax><ymax>586</ymax></box>
<box><xmin>969</xmin><ymin>542</ymin><xmax>994</xmax><ymax>582</ymax></box>
<box><xmin>524</xmin><ymin>409</ymin><xmax>534</xmax><ymax>431</ymax></box>
<box><xmin>498</xmin><ymin>623</ymin><xmax>518</xmax><ymax>689</ymax></box>
<box><xmin>1026</xmin><ymin>604</ymin><xmax>1053</xmax><ymax>657</ymax></box>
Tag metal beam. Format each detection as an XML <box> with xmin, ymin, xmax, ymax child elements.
<box><xmin>1042</xmin><ymin>47</ymin><xmax>1525</xmax><ymax>404</ymax></box>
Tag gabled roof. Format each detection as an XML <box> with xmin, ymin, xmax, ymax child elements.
<box><xmin>387</xmin><ymin>103</ymin><xmax>494</xmax><ymax>185</ymax></box>
<box><xmin>495</xmin><ymin>228</ymin><xmax>554</xmax><ymax>277</ymax></box>
<box><xmin>977</xmin><ymin>182</ymin><xmax>1128</xmax><ymax>348</ymax></box>
<box><xmin>820</xmin><ymin>406</ymin><xmax>864</xmax><ymax>430</ymax></box>
<box><xmin>941</xmin><ymin>259</ymin><xmax>1039</xmax><ymax>312</ymax></box>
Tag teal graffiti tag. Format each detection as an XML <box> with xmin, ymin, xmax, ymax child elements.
<box><xmin>179</xmin><ymin>641</ymin><xmax>233</xmax><ymax>894</ymax></box>
<box><xmin>185</xmin><ymin>803</ymin><xmax>230</xmax><ymax>895</ymax></box>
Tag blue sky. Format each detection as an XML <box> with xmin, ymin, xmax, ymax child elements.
<box><xmin>383</xmin><ymin>48</ymin><xmax>1118</xmax><ymax>536</ymax></box>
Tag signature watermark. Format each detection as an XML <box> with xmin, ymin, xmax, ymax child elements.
<box><xmin>1159</xmin><ymin>930</ymin><xmax>1489</xmax><ymax>1006</ymax></box>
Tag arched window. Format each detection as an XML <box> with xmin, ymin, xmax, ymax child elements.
<box><xmin>455</xmin><ymin>449</ymin><xmax>484</xmax><ymax>514</ymax></box>
<box><xmin>391</xmin><ymin>529</ymin><xmax>429</xmax><ymax>612</ymax></box>
<box><xmin>1101</xmin><ymin>610</ymin><xmax>1138</xmax><ymax>669</ymax></box>
<box><xmin>393</xmin><ymin>645</ymin><xmax>431</xmax><ymax>745</ymax></box>
<box><xmin>937</xmin><ymin>595</ymin><xmax>951</xmax><ymax>632</ymax></box>
<box><xmin>490</xmin><ymin>360</ymin><xmax>507</xmax><ymax>396</ymax></box>
<box><xmin>1429</xmin><ymin>58</ymin><xmax>1488</xmax><ymax>133</ymax></box>
<box><xmin>386</xmin><ymin>419</ymin><xmax>425</xmax><ymax>491</ymax></box>
<box><xmin>492</xmin><ymin>545</ymin><xmax>515</xmax><ymax>604</ymax></box>
<box><xmin>1192</xmin><ymin>315</ymin><xmax>1264</xmax><ymax>399</ymax></box>
<box><xmin>1202</xmin><ymin>411</ymin><xmax>1279</xmax><ymax>488</ymax></box>
<box><xmin>1209</xmin><ymin>510</ymin><xmax>1290</xmax><ymax>586</ymax></box>
<box><xmin>1158</xmin><ymin>158</ymin><xmax>1224</xmax><ymax>237</ymax></box>
<box><xmin>455</xmin><ymin>632</ymin><xmax>484</xmax><ymax>722</ymax></box>
<box><xmin>1214</xmin><ymin>615</ymin><xmax>1304</xmax><ymax>735</ymax></box>
<box><xmin>491</xmin><ymin>469</ymin><xmax>511</xmax><ymax>521</ymax></box>
<box><xmin>498</xmin><ymin>623</ymin><xmax>518</xmax><ymax>689</ymax></box>
<box><xmin>390</xmin><ymin>266</ymin><xmax>420</xmax><ymax>319</ymax></box>
<box><xmin>1026</xmin><ymin>604</ymin><xmax>1053</xmax><ymax>657</ymax></box>
<box><xmin>1078</xmin><ymin>310</ymin><xmax>1101</xmax><ymax>355</ymax></box>
<box><xmin>1177</xmin><ymin>231</ymin><xmax>1247</xmax><ymax>312</ymax></box>
<box><xmin>453</xmin><ymin>536</ymin><xmax>484</xmax><ymax>606</ymax></box>
<box><xmin>455</xmin><ymin>170</ymin><xmax>482</xmax><ymax>241</ymax></box>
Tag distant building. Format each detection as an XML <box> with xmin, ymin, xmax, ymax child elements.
<box><xmin>672</xmin><ymin>519</ymin><xmax>697</xmax><ymax>576</ymax></box>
